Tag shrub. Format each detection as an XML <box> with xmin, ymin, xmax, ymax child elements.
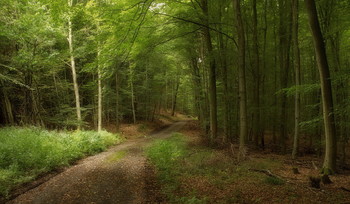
<box><xmin>0</xmin><ymin>127</ymin><xmax>122</xmax><ymax>197</ymax></box>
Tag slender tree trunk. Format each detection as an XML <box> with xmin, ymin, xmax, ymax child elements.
<box><xmin>97</xmin><ymin>68</ymin><xmax>102</xmax><ymax>132</ymax></box>
<box><xmin>233</xmin><ymin>0</ymin><xmax>248</xmax><ymax>156</ymax></box>
<box><xmin>260</xmin><ymin>0</ymin><xmax>268</xmax><ymax>149</ymax></box>
<box><xmin>171</xmin><ymin>79</ymin><xmax>180</xmax><ymax>116</ymax></box>
<box><xmin>68</xmin><ymin>0</ymin><xmax>82</xmax><ymax>130</ymax></box>
<box><xmin>1</xmin><ymin>85</ymin><xmax>14</xmax><ymax>124</ymax></box>
<box><xmin>304</xmin><ymin>0</ymin><xmax>337</xmax><ymax>174</ymax></box>
<box><xmin>218</xmin><ymin>2</ymin><xmax>231</xmax><ymax>143</ymax></box>
<box><xmin>272</xmin><ymin>8</ymin><xmax>278</xmax><ymax>145</ymax></box>
<box><xmin>115</xmin><ymin>71</ymin><xmax>120</xmax><ymax>131</ymax></box>
<box><xmin>130</xmin><ymin>65</ymin><xmax>136</xmax><ymax>124</ymax></box>
<box><xmin>278</xmin><ymin>0</ymin><xmax>291</xmax><ymax>153</ymax></box>
<box><xmin>201</xmin><ymin>0</ymin><xmax>218</xmax><ymax>142</ymax></box>
<box><xmin>292</xmin><ymin>0</ymin><xmax>301</xmax><ymax>159</ymax></box>
<box><xmin>252</xmin><ymin>0</ymin><xmax>260</xmax><ymax>146</ymax></box>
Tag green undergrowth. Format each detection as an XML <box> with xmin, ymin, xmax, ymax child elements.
<box><xmin>146</xmin><ymin>133</ymin><xmax>282</xmax><ymax>203</ymax></box>
<box><xmin>0</xmin><ymin>127</ymin><xmax>122</xmax><ymax>197</ymax></box>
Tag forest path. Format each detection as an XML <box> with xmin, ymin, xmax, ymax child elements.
<box><xmin>8</xmin><ymin>121</ymin><xmax>187</xmax><ymax>204</ymax></box>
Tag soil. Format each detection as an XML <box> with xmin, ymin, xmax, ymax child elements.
<box><xmin>6</xmin><ymin>121</ymin><xmax>187</xmax><ymax>204</ymax></box>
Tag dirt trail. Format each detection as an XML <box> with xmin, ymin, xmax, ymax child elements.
<box><xmin>7</xmin><ymin>121</ymin><xmax>187</xmax><ymax>204</ymax></box>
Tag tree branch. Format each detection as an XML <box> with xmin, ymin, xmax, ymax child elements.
<box><xmin>153</xmin><ymin>12</ymin><xmax>238</xmax><ymax>47</ymax></box>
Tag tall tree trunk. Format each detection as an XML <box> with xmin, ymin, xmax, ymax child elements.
<box><xmin>260</xmin><ymin>0</ymin><xmax>268</xmax><ymax>149</ymax></box>
<box><xmin>68</xmin><ymin>0</ymin><xmax>82</xmax><ymax>130</ymax></box>
<box><xmin>272</xmin><ymin>7</ymin><xmax>278</xmax><ymax>145</ymax></box>
<box><xmin>130</xmin><ymin>65</ymin><xmax>136</xmax><ymax>124</ymax></box>
<box><xmin>278</xmin><ymin>0</ymin><xmax>291</xmax><ymax>153</ymax></box>
<box><xmin>115</xmin><ymin>71</ymin><xmax>120</xmax><ymax>131</ymax></box>
<box><xmin>252</xmin><ymin>0</ymin><xmax>261</xmax><ymax>146</ymax></box>
<box><xmin>218</xmin><ymin>2</ymin><xmax>231</xmax><ymax>143</ymax></box>
<box><xmin>304</xmin><ymin>0</ymin><xmax>337</xmax><ymax>174</ymax></box>
<box><xmin>292</xmin><ymin>0</ymin><xmax>301</xmax><ymax>159</ymax></box>
<box><xmin>97</xmin><ymin>68</ymin><xmax>102</xmax><ymax>132</ymax></box>
<box><xmin>171</xmin><ymin>79</ymin><xmax>180</xmax><ymax>116</ymax></box>
<box><xmin>201</xmin><ymin>0</ymin><xmax>217</xmax><ymax>142</ymax></box>
<box><xmin>233</xmin><ymin>0</ymin><xmax>248</xmax><ymax>156</ymax></box>
<box><xmin>1</xmin><ymin>85</ymin><xmax>14</xmax><ymax>124</ymax></box>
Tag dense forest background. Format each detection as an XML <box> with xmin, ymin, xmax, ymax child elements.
<box><xmin>1</xmin><ymin>0</ymin><xmax>350</xmax><ymax>175</ymax></box>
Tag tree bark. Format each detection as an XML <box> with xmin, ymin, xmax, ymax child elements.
<box><xmin>304</xmin><ymin>0</ymin><xmax>337</xmax><ymax>174</ymax></box>
<box><xmin>115</xmin><ymin>71</ymin><xmax>120</xmax><ymax>131</ymax></box>
<box><xmin>1</xmin><ymin>85</ymin><xmax>14</xmax><ymax>124</ymax></box>
<box><xmin>218</xmin><ymin>2</ymin><xmax>231</xmax><ymax>143</ymax></box>
<box><xmin>233</xmin><ymin>0</ymin><xmax>248</xmax><ymax>156</ymax></box>
<box><xmin>252</xmin><ymin>0</ymin><xmax>261</xmax><ymax>147</ymax></box>
<box><xmin>292</xmin><ymin>0</ymin><xmax>301</xmax><ymax>159</ymax></box>
<box><xmin>68</xmin><ymin>0</ymin><xmax>82</xmax><ymax>130</ymax></box>
<box><xmin>201</xmin><ymin>0</ymin><xmax>217</xmax><ymax>142</ymax></box>
<box><xmin>130</xmin><ymin>65</ymin><xmax>136</xmax><ymax>124</ymax></box>
<box><xmin>171</xmin><ymin>79</ymin><xmax>180</xmax><ymax>116</ymax></box>
<box><xmin>97</xmin><ymin>68</ymin><xmax>102</xmax><ymax>132</ymax></box>
<box><xmin>278</xmin><ymin>0</ymin><xmax>291</xmax><ymax>153</ymax></box>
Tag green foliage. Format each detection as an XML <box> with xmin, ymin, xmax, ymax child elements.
<box><xmin>147</xmin><ymin>134</ymin><xmax>286</xmax><ymax>202</ymax></box>
<box><xmin>146</xmin><ymin>133</ymin><xmax>189</xmax><ymax>201</ymax></box>
<box><xmin>0</xmin><ymin>127</ymin><xmax>122</xmax><ymax>197</ymax></box>
<box><xmin>147</xmin><ymin>133</ymin><xmax>187</xmax><ymax>178</ymax></box>
<box><xmin>263</xmin><ymin>176</ymin><xmax>285</xmax><ymax>185</ymax></box>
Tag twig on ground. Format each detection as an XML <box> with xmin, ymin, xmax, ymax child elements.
<box><xmin>248</xmin><ymin>168</ymin><xmax>282</xmax><ymax>180</ymax></box>
<box><xmin>312</xmin><ymin>161</ymin><xmax>318</xmax><ymax>170</ymax></box>
<box><xmin>340</xmin><ymin>187</ymin><xmax>350</xmax><ymax>193</ymax></box>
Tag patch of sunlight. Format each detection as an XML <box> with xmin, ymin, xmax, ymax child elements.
<box><xmin>105</xmin><ymin>151</ymin><xmax>127</xmax><ymax>163</ymax></box>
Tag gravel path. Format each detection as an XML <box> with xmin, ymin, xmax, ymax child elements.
<box><xmin>7</xmin><ymin>121</ymin><xmax>187</xmax><ymax>204</ymax></box>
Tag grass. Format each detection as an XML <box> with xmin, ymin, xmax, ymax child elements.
<box><xmin>263</xmin><ymin>176</ymin><xmax>285</xmax><ymax>185</ymax></box>
<box><xmin>0</xmin><ymin>126</ymin><xmax>122</xmax><ymax>197</ymax></box>
<box><xmin>146</xmin><ymin>133</ymin><xmax>284</xmax><ymax>203</ymax></box>
<box><xmin>146</xmin><ymin>133</ymin><xmax>190</xmax><ymax>202</ymax></box>
<box><xmin>105</xmin><ymin>151</ymin><xmax>127</xmax><ymax>163</ymax></box>
<box><xmin>147</xmin><ymin>132</ymin><xmax>350</xmax><ymax>203</ymax></box>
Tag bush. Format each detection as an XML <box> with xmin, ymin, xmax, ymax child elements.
<box><xmin>0</xmin><ymin>127</ymin><xmax>122</xmax><ymax>197</ymax></box>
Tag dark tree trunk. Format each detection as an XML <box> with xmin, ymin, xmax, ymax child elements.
<box><xmin>201</xmin><ymin>0</ymin><xmax>218</xmax><ymax>142</ymax></box>
<box><xmin>233</xmin><ymin>0</ymin><xmax>248</xmax><ymax>156</ymax></box>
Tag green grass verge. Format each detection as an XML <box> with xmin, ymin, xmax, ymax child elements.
<box><xmin>146</xmin><ymin>133</ymin><xmax>282</xmax><ymax>203</ymax></box>
<box><xmin>0</xmin><ymin>127</ymin><xmax>122</xmax><ymax>197</ymax></box>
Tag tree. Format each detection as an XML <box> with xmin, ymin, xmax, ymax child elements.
<box><xmin>304</xmin><ymin>0</ymin><xmax>337</xmax><ymax>174</ymax></box>
<box><xmin>252</xmin><ymin>0</ymin><xmax>261</xmax><ymax>147</ymax></box>
<box><xmin>200</xmin><ymin>0</ymin><xmax>218</xmax><ymax>142</ymax></box>
<box><xmin>292</xmin><ymin>0</ymin><xmax>301</xmax><ymax>159</ymax></box>
<box><xmin>233</xmin><ymin>0</ymin><xmax>248</xmax><ymax>156</ymax></box>
<box><xmin>278</xmin><ymin>0</ymin><xmax>292</xmax><ymax>153</ymax></box>
<box><xmin>67</xmin><ymin>0</ymin><xmax>82</xmax><ymax>129</ymax></box>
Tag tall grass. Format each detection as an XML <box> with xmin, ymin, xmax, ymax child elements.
<box><xmin>0</xmin><ymin>127</ymin><xmax>122</xmax><ymax>197</ymax></box>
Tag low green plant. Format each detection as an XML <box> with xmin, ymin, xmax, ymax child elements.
<box><xmin>178</xmin><ymin>196</ymin><xmax>206</xmax><ymax>204</ymax></box>
<box><xmin>146</xmin><ymin>133</ymin><xmax>187</xmax><ymax>200</ymax></box>
<box><xmin>263</xmin><ymin>176</ymin><xmax>285</xmax><ymax>185</ymax></box>
<box><xmin>105</xmin><ymin>151</ymin><xmax>127</xmax><ymax>163</ymax></box>
<box><xmin>0</xmin><ymin>127</ymin><xmax>122</xmax><ymax>197</ymax></box>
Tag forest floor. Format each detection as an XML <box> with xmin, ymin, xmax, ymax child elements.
<box><xmin>5</xmin><ymin>119</ymin><xmax>187</xmax><ymax>204</ymax></box>
<box><xmin>4</xmin><ymin>118</ymin><xmax>350</xmax><ymax>204</ymax></box>
<box><xmin>146</xmin><ymin>121</ymin><xmax>350</xmax><ymax>203</ymax></box>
